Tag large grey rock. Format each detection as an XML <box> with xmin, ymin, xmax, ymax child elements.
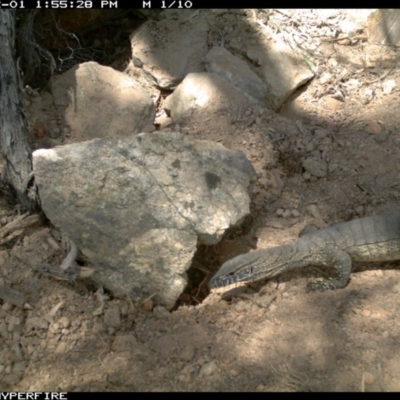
<box><xmin>49</xmin><ymin>61</ymin><xmax>155</xmax><ymax>141</ymax></box>
<box><xmin>246</xmin><ymin>37</ymin><xmax>314</xmax><ymax>110</ymax></box>
<box><xmin>129</xmin><ymin>13</ymin><xmax>209</xmax><ymax>89</ymax></box>
<box><xmin>33</xmin><ymin>132</ymin><xmax>256</xmax><ymax>309</ymax></box>
<box><xmin>204</xmin><ymin>46</ymin><xmax>267</xmax><ymax>103</ymax></box>
<box><xmin>163</xmin><ymin>72</ymin><xmax>260</xmax><ymax>128</ymax></box>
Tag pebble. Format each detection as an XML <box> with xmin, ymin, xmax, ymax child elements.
<box><xmin>355</xmin><ymin>206</ymin><xmax>364</xmax><ymax>216</ymax></box>
<box><xmin>2</xmin><ymin>302</ymin><xmax>12</xmax><ymax>311</ymax></box>
<box><xmin>374</xmin><ymin>131</ymin><xmax>389</xmax><ymax>143</ymax></box>
<box><xmin>282</xmin><ymin>209</ymin><xmax>292</xmax><ymax>218</ymax></box>
<box><xmin>199</xmin><ymin>361</ymin><xmax>217</xmax><ymax>376</ymax></box>
<box><xmin>141</xmin><ymin>299</ymin><xmax>154</xmax><ymax>312</ymax></box>
<box><xmin>314</xmin><ymin>128</ymin><xmax>329</xmax><ymax>139</ymax></box>
<box><xmin>104</xmin><ymin>305</ymin><xmax>121</xmax><ymax>329</ymax></box>
<box><xmin>328</xmin><ymin>163</ymin><xmax>338</xmax><ymax>173</ymax></box>
<box><xmin>234</xmin><ymin>301</ymin><xmax>248</xmax><ymax>312</ymax></box>
<box><xmin>365</xmin><ymin>121</ymin><xmax>381</xmax><ymax>134</ymax></box>
<box><xmin>179</xmin><ymin>346</ymin><xmax>195</xmax><ymax>362</ymax></box>
<box><xmin>58</xmin><ymin>316</ymin><xmax>71</xmax><ymax>329</ymax></box>
<box><xmin>302</xmin><ymin>156</ymin><xmax>328</xmax><ymax>178</ymax></box>
<box><xmin>25</xmin><ymin>317</ymin><xmax>49</xmax><ymax>332</ymax></box>
<box><xmin>230</xmin><ymin>368</ymin><xmax>239</xmax><ymax>377</ymax></box>
<box><xmin>55</xmin><ymin>342</ymin><xmax>67</xmax><ymax>354</ymax></box>
<box><xmin>303</xmin><ymin>171</ymin><xmax>312</xmax><ymax>180</ymax></box>
<box><xmin>291</xmin><ymin>209</ymin><xmax>300</xmax><ymax>217</ymax></box>
<box><xmin>319</xmin><ymin>72</ymin><xmax>332</xmax><ymax>85</ymax></box>
<box><xmin>364</xmin><ymin>372</ymin><xmax>375</xmax><ymax>385</ymax></box>
<box><xmin>7</xmin><ymin>316</ymin><xmax>20</xmax><ymax>333</ymax></box>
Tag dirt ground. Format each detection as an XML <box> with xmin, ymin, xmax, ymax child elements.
<box><xmin>1</xmin><ymin>9</ymin><xmax>400</xmax><ymax>391</ymax></box>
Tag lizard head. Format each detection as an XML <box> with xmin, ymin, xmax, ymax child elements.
<box><xmin>209</xmin><ymin>245</ymin><xmax>294</xmax><ymax>288</ymax></box>
<box><xmin>208</xmin><ymin>251</ymin><xmax>263</xmax><ymax>288</ymax></box>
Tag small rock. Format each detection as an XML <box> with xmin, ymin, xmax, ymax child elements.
<box><xmin>49</xmin><ymin>125</ymin><xmax>61</xmax><ymax>138</ymax></box>
<box><xmin>107</xmin><ymin>327</ymin><xmax>116</xmax><ymax>335</ymax></box>
<box><xmin>328</xmin><ymin>163</ymin><xmax>338</xmax><ymax>173</ymax></box>
<box><xmin>234</xmin><ymin>301</ymin><xmax>248</xmax><ymax>312</ymax></box>
<box><xmin>13</xmin><ymin>361</ymin><xmax>25</xmax><ymax>379</ymax></box>
<box><xmin>314</xmin><ymin>128</ymin><xmax>329</xmax><ymax>139</ymax></box>
<box><xmin>230</xmin><ymin>368</ymin><xmax>239</xmax><ymax>377</ymax></box>
<box><xmin>142</xmin><ymin>124</ymin><xmax>156</xmax><ymax>133</ymax></box>
<box><xmin>303</xmin><ymin>171</ymin><xmax>311</xmax><ymax>180</ymax></box>
<box><xmin>355</xmin><ymin>206</ymin><xmax>364</xmax><ymax>216</ymax></box>
<box><xmin>256</xmin><ymin>384</ymin><xmax>265</xmax><ymax>392</ymax></box>
<box><xmin>58</xmin><ymin>316</ymin><xmax>71</xmax><ymax>329</ymax></box>
<box><xmin>364</xmin><ymin>372</ymin><xmax>375</xmax><ymax>385</ymax></box>
<box><xmin>26</xmin><ymin>317</ymin><xmax>49</xmax><ymax>331</ymax></box>
<box><xmin>141</xmin><ymin>299</ymin><xmax>154</xmax><ymax>312</ymax></box>
<box><xmin>291</xmin><ymin>209</ymin><xmax>300</xmax><ymax>218</ymax></box>
<box><xmin>55</xmin><ymin>342</ymin><xmax>68</xmax><ymax>354</ymax></box>
<box><xmin>269</xmin><ymin>304</ymin><xmax>277</xmax><ymax>312</ymax></box>
<box><xmin>319</xmin><ymin>72</ymin><xmax>332</xmax><ymax>85</ymax></box>
<box><xmin>179</xmin><ymin>346</ymin><xmax>195</xmax><ymax>362</ymax></box>
<box><xmin>365</xmin><ymin>121</ymin><xmax>381</xmax><ymax>134</ymax></box>
<box><xmin>153</xmin><ymin>306</ymin><xmax>170</xmax><ymax>317</ymax></box>
<box><xmin>112</xmin><ymin>334</ymin><xmax>138</xmax><ymax>353</ymax></box>
<box><xmin>302</xmin><ymin>156</ymin><xmax>327</xmax><ymax>178</ymax></box>
<box><xmin>282</xmin><ymin>209</ymin><xmax>292</xmax><ymax>218</ymax></box>
<box><xmin>382</xmin><ymin>79</ymin><xmax>396</xmax><ymax>94</ymax></box>
<box><xmin>49</xmin><ymin>322</ymin><xmax>60</xmax><ymax>333</ymax></box>
<box><xmin>104</xmin><ymin>305</ymin><xmax>121</xmax><ymax>329</ymax></box>
<box><xmin>374</xmin><ymin>131</ymin><xmax>389</xmax><ymax>143</ymax></box>
<box><xmin>33</xmin><ymin>121</ymin><xmax>46</xmax><ymax>138</ymax></box>
<box><xmin>7</xmin><ymin>316</ymin><xmax>20</xmax><ymax>332</ymax></box>
<box><xmin>199</xmin><ymin>361</ymin><xmax>217</xmax><ymax>376</ymax></box>
<box><xmin>2</xmin><ymin>302</ymin><xmax>12</xmax><ymax>311</ymax></box>
<box><xmin>276</xmin><ymin>208</ymin><xmax>284</xmax><ymax>216</ymax></box>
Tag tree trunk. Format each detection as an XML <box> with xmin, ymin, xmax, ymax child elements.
<box><xmin>0</xmin><ymin>10</ymin><xmax>38</xmax><ymax>211</ymax></box>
